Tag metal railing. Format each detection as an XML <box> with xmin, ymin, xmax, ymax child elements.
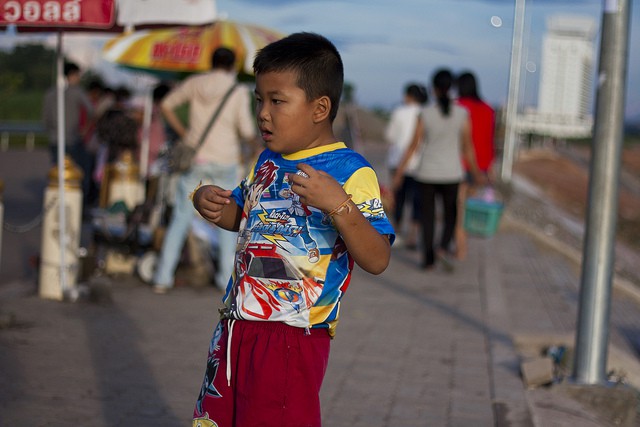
<box><xmin>0</xmin><ymin>121</ymin><xmax>46</xmax><ymax>151</ymax></box>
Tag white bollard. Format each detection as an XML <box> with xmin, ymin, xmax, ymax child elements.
<box><xmin>39</xmin><ymin>156</ymin><xmax>83</xmax><ymax>301</ymax></box>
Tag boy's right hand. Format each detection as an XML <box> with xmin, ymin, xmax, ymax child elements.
<box><xmin>193</xmin><ymin>185</ymin><xmax>233</xmax><ymax>224</ymax></box>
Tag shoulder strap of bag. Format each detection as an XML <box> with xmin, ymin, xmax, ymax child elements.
<box><xmin>194</xmin><ymin>82</ymin><xmax>239</xmax><ymax>150</ymax></box>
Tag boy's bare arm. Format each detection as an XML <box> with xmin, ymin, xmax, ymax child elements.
<box><xmin>328</xmin><ymin>204</ymin><xmax>391</xmax><ymax>274</ymax></box>
<box><xmin>289</xmin><ymin>164</ymin><xmax>391</xmax><ymax>275</ymax></box>
<box><xmin>192</xmin><ymin>185</ymin><xmax>243</xmax><ymax>231</ymax></box>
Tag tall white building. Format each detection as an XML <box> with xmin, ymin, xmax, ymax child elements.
<box><xmin>518</xmin><ymin>14</ymin><xmax>597</xmax><ymax>139</ymax></box>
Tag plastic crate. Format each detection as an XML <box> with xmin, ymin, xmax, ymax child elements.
<box><xmin>464</xmin><ymin>198</ymin><xmax>504</xmax><ymax>237</ymax></box>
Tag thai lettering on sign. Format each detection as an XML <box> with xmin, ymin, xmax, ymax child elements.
<box><xmin>152</xmin><ymin>42</ymin><xmax>202</xmax><ymax>63</ymax></box>
<box><xmin>1</xmin><ymin>0</ymin><xmax>115</xmax><ymax>27</ymax></box>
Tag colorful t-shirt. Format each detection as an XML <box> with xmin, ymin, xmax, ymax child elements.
<box><xmin>223</xmin><ymin>142</ymin><xmax>394</xmax><ymax>337</ymax></box>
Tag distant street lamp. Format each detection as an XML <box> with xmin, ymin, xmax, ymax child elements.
<box><xmin>501</xmin><ymin>0</ymin><xmax>526</xmax><ymax>183</ymax></box>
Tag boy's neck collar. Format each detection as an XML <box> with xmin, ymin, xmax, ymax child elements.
<box><xmin>282</xmin><ymin>142</ymin><xmax>347</xmax><ymax>160</ymax></box>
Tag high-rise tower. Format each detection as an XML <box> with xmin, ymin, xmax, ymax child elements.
<box><xmin>539</xmin><ymin>15</ymin><xmax>596</xmax><ymax>120</ymax></box>
<box><xmin>519</xmin><ymin>14</ymin><xmax>596</xmax><ymax>138</ymax></box>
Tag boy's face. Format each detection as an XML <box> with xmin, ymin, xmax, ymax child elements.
<box><xmin>254</xmin><ymin>70</ymin><xmax>323</xmax><ymax>155</ymax></box>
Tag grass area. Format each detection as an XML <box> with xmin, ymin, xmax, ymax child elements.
<box><xmin>0</xmin><ymin>90</ymin><xmax>45</xmax><ymax>121</ymax></box>
<box><xmin>0</xmin><ymin>90</ymin><xmax>48</xmax><ymax>148</ymax></box>
<box><xmin>0</xmin><ymin>91</ymin><xmax>48</xmax><ymax>149</ymax></box>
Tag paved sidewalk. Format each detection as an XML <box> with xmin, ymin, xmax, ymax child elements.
<box><xmin>321</xmin><ymin>224</ymin><xmax>640</xmax><ymax>427</ymax></box>
<box><xmin>2</xmin><ymin>148</ymin><xmax>640</xmax><ymax>426</ymax></box>
<box><xmin>1</xmin><ymin>224</ymin><xmax>639</xmax><ymax>426</ymax></box>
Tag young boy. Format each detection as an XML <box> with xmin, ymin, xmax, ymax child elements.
<box><xmin>191</xmin><ymin>32</ymin><xmax>394</xmax><ymax>427</ymax></box>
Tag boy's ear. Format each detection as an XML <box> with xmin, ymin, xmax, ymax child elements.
<box><xmin>313</xmin><ymin>96</ymin><xmax>331</xmax><ymax>123</ymax></box>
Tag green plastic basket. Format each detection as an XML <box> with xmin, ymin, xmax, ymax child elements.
<box><xmin>464</xmin><ymin>198</ymin><xmax>504</xmax><ymax>237</ymax></box>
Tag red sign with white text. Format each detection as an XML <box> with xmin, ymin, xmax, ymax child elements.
<box><xmin>1</xmin><ymin>0</ymin><xmax>115</xmax><ymax>28</ymax></box>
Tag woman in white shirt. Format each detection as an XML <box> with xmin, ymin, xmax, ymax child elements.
<box><xmin>385</xmin><ymin>83</ymin><xmax>428</xmax><ymax>248</ymax></box>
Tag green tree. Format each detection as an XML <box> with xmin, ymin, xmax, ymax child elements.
<box><xmin>0</xmin><ymin>43</ymin><xmax>55</xmax><ymax>91</ymax></box>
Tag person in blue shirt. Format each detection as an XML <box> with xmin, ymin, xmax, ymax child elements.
<box><xmin>190</xmin><ymin>32</ymin><xmax>394</xmax><ymax>427</ymax></box>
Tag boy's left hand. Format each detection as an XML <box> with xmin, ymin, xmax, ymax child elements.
<box><xmin>288</xmin><ymin>163</ymin><xmax>348</xmax><ymax>213</ymax></box>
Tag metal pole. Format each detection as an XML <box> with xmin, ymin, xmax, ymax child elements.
<box><xmin>56</xmin><ymin>31</ymin><xmax>68</xmax><ymax>297</ymax></box>
<box><xmin>139</xmin><ymin>85</ymin><xmax>153</xmax><ymax>180</ymax></box>
<box><xmin>500</xmin><ymin>0</ymin><xmax>526</xmax><ymax>183</ymax></box>
<box><xmin>572</xmin><ymin>0</ymin><xmax>631</xmax><ymax>385</ymax></box>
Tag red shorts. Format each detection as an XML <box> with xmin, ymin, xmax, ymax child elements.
<box><xmin>193</xmin><ymin>319</ymin><xmax>331</xmax><ymax>427</ymax></box>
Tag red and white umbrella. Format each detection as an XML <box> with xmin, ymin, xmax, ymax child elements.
<box><xmin>103</xmin><ymin>20</ymin><xmax>285</xmax><ymax>77</ymax></box>
<box><xmin>102</xmin><ymin>19</ymin><xmax>285</xmax><ymax>179</ymax></box>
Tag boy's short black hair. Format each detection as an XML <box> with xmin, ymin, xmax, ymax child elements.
<box><xmin>253</xmin><ymin>32</ymin><xmax>344</xmax><ymax>122</ymax></box>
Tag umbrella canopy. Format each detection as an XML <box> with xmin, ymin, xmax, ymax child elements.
<box><xmin>102</xmin><ymin>20</ymin><xmax>285</xmax><ymax>76</ymax></box>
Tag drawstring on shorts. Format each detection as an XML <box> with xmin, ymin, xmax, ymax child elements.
<box><xmin>226</xmin><ymin>319</ymin><xmax>236</xmax><ymax>386</ymax></box>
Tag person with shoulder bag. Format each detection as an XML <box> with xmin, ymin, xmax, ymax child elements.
<box><xmin>167</xmin><ymin>81</ymin><xmax>237</xmax><ymax>174</ymax></box>
<box><xmin>153</xmin><ymin>47</ymin><xmax>259</xmax><ymax>294</ymax></box>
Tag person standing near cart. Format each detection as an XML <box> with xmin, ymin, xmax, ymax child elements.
<box><xmin>152</xmin><ymin>47</ymin><xmax>258</xmax><ymax>293</ymax></box>
<box><xmin>455</xmin><ymin>71</ymin><xmax>495</xmax><ymax>260</ymax></box>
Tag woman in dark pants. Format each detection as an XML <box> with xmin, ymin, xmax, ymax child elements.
<box><xmin>418</xmin><ymin>181</ymin><xmax>459</xmax><ymax>268</ymax></box>
<box><xmin>393</xmin><ymin>69</ymin><xmax>484</xmax><ymax>270</ymax></box>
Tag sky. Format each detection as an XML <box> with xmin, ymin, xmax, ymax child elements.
<box><xmin>212</xmin><ymin>0</ymin><xmax>638</xmax><ymax>119</ymax></box>
<box><xmin>2</xmin><ymin>0</ymin><xmax>639</xmax><ymax>120</ymax></box>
